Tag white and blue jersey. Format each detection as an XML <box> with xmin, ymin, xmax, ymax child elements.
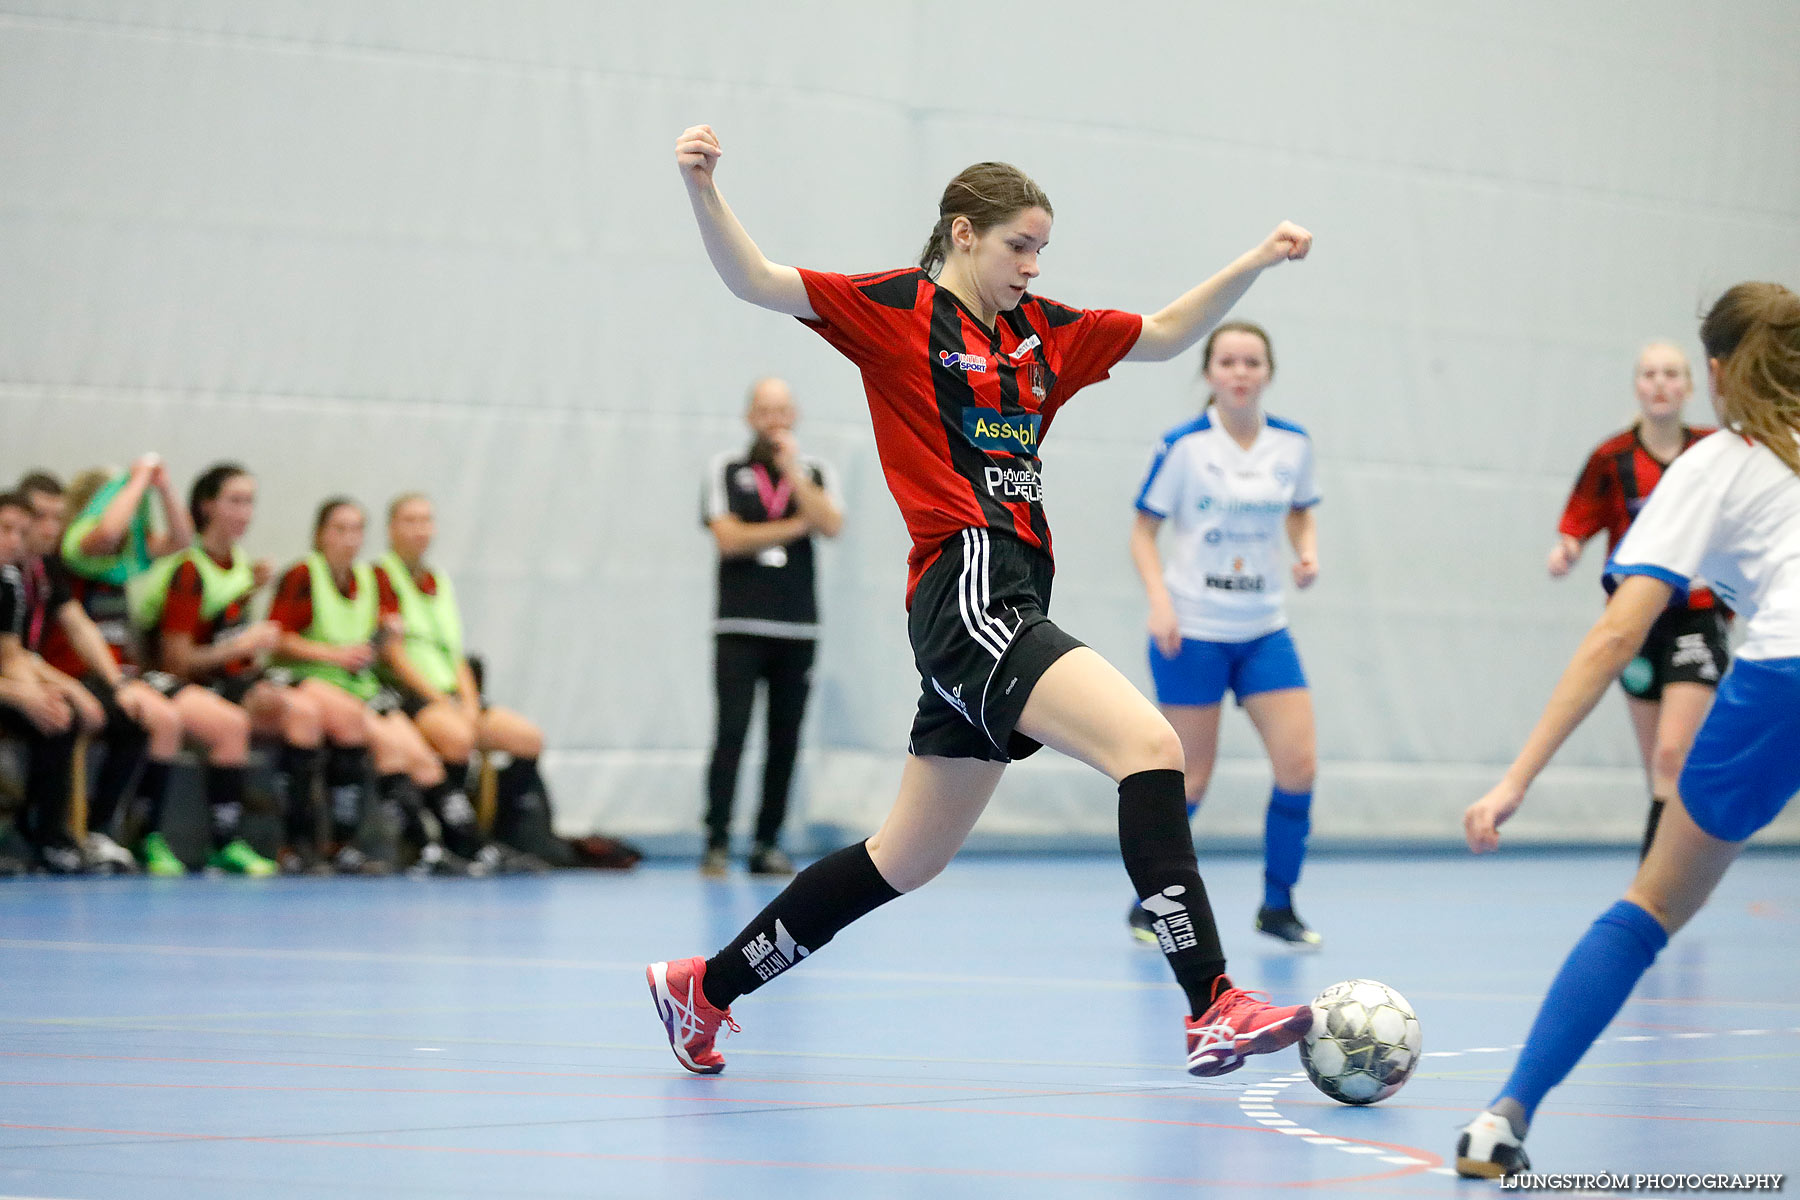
<box><xmin>1135</xmin><ymin>411</ymin><xmax>1320</xmax><ymax>643</ymax></box>
<box><xmin>1607</xmin><ymin>429</ymin><xmax>1800</xmax><ymax>841</ymax></box>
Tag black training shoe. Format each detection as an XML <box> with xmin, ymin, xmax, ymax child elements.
<box><xmin>37</xmin><ymin>839</ymin><xmax>91</xmax><ymax>875</ymax></box>
<box><xmin>1455</xmin><ymin>1111</ymin><xmax>1531</xmax><ymax>1179</ymax></box>
<box><xmin>1127</xmin><ymin>902</ymin><xmax>1160</xmax><ymax>946</ymax></box>
<box><xmin>475</xmin><ymin>844</ymin><xmax>552</xmax><ymax>875</ymax></box>
<box><xmin>746</xmin><ymin>844</ymin><xmax>794</xmax><ymax>876</ymax></box>
<box><xmin>1255</xmin><ymin>905</ymin><xmax>1323</xmax><ymax>950</ymax></box>
<box><xmin>408</xmin><ymin>843</ymin><xmax>483</xmax><ymax>878</ymax></box>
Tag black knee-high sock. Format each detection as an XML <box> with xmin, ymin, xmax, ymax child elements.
<box><xmin>206</xmin><ymin>764</ymin><xmax>248</xmax><ymax>845</ymax></box>
<box><xmin>1640</xmin><ymin>797</ymin><xmax>1667</xmax><ymax>862</ymax></box>
<box><xmin>701</xmin><ymin>840</ymin><xmax>901</xmax><ymax>1010</ymax></box>
<box><xmin>494</xmin><ymin>756</ymin><xmax>550</xmax><ymax>845</ymax></box>
<box><xmin>325</xmin><ymin>745</ymin><xmax>372</xmax><ymax>844</ymax></box>
<box><xmin>1120</xmin><ymin>768</ymin><xmax>1227</xmax><ymax>1017</ymax></box>
<box><xmin>91</xmin><ymin>718</ymin><xmax>149</xmax><ymax>834</ymax></box>
<box><xmin>276</xmin><ymin>745</ymin><xmax>324</xmax><ymax>849</ymax></box>
<box><xmin>423</xmin><ymin>760</ymin><xmax>482</xmax><ymax>857</ymax></box>
<box><xmin>133</xmin><ymin>758</ymin><xmax>174</xmax><ymax>837</ymax></box>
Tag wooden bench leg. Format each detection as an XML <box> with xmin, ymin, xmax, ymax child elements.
<box><xmin>68</xmin><ymin>731</ymin><xmax>90</xmax><ymax>843</ymax></box>
<box><xmin>476</xmin><ymin>752</ymin><xmax>498</xmax><ymax>836</ymax></box>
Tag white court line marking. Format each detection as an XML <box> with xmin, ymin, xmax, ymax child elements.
<box><xmin>1236</xmin><ymin>1024</ymin><xmax>1800</xmax><ymax>1176</ymax></box>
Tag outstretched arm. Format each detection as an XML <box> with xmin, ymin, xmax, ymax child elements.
<box><xmin>676</xmin><ymin>125</ymin><xmax>816</xmax><ymax>320</ymax></box>
<box><xmin>1124</xmin><ymin>222</ymin><xmax>1312</xmax><ymax>363</ymax></box>
<box><xmin>1463</xmin><ymin>575</ymin><xmax>1671</xmax><ymax>852</ymax></box>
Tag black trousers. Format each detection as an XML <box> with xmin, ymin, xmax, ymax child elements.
<box><xmin>0</xmin><ymin>707</ymin><xmax>76</xmax><ymax>850</ymax></box>
<box><xmin>705</xmin><ymin>634</ymin><xmax>815</xmax><ymax>849</ymax></box>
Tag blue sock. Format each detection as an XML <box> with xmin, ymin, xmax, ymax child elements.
<box><xmin>1262</xmin><ymin>786</ymin><xmax>1310</xmax><ymax>910</ymax></box>
<box><xmin>1496</xmin><ymin>900</ymin><xmax>1668</xmax><ymax>1124</ymax></box>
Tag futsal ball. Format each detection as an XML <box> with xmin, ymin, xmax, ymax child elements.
<box><xmin>1298</xmin><ymin>979</ymin><xmax>1422</xmax><ymax>1105</ymax></box>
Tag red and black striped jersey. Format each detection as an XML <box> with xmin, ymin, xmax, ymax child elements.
<box><xmin>797</xmin><ymin>267</ymin><xmax>1141</xmax><ymax>606</ymax></box>
<box><xmin>1559</xmin><ymin>423</ymin><xmax>1721</xmax><ymax>611</ymax></box>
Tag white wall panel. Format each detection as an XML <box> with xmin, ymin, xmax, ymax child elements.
<box><xmin>3</xmin><ymin>1</ymin><xmax>1796</xmax><ymax>848</ymax></box>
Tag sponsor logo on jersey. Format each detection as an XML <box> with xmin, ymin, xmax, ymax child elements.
<box><xmin>1195</xmin><ymin>495</ymin><xmax>1289</xmax><ymax>515</ymax></box>
<box><xmin>939</xmin><ymin>350</ymin><xmax>989</xmax><ymax>373</ymax></box>
<box><xmin>1204</xmin><ymin>572</ymin><xmax>1267</xmax><ymax>592</ymax></box>
<box><xmin>964</xmin><ymin>409</ymin><xmax>1041</xmax><ymax>454</ymax></box>
<box><xmin>983</xmin><ymin>464</ymin><xmax>1043</xmax><ymax>503</ymax></box>
<box><xmin>1008</xmin><ymin>335</ymin><xmax>1041</xmax><ymax>360</ymax></box>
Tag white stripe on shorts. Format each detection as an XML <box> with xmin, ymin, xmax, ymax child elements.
<box><xmin>958</xmin><ymin>529</ymin><xmax>1010</xmax><ymax>660</ymax></box>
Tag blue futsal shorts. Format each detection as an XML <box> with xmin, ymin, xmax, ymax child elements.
<box><xmin>1677</xmin><ymin>656</ymin><xmax>1800</xmax><ymax>843</ymax></box>
<box><xmin>1148</xmin><ymin>627</ymin><xmax>1308</xmax><ymax>708</ymax></box>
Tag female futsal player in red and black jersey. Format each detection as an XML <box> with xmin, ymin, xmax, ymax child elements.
<box><xmin>648</xmin><ymin>125</ymin><xmax>1315</xmax><ymax>1078</ymax></box>
<box><xmin>1549</xmin><ymin>343</ymin><xmax>1727</xmax><ymax>857</ymax></box>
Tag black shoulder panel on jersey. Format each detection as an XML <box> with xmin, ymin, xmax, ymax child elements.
<box><xmin>854</xmin><ymin>269</ymin><xmax>926</xmax><ymax>310</ymax></box>
<box><xmin>1029</xmin><ymin>295</ymin><xmax>1086</xmax><ymax>329</ymax></box>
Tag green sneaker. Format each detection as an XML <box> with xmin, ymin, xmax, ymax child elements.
<box><xmin>208</xmin><ymin>837</ymin><xmax>279</xmax><ymax>877</ymax></box>
<box><xmin>140</xmin><ymin>832</ymin><xmax>188</xmax><ymax>877</ymax></box>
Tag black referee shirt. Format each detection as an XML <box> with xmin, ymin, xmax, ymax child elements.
<box><xmin>702</xmin><ymin>450</ymin><xmax>838</xmax><ymax>640</ymax></box>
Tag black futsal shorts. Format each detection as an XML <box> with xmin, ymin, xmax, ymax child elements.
<box><xmin>1620</xmin><ymin>605</ymin><xmax>1729</xmax><ymax>702</ymax></box>
<box><xmin>905</xmin><ymin>529</ymin><xmax>1085</xmax><ymax>763</ymax></box>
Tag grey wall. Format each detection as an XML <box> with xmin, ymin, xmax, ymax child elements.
<box><xmin>4</xmin><ymin>1</ymin><xmax>1797</xmax><ymax>846</ymax></box>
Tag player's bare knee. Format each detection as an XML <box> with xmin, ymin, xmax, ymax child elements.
<box><xmin>1129</xmin><ymin>717</ymin><xmax>1184</xmax><ymax>777</ymax></box>
<box><xmin>1623</xmin><ymin>885</ymin><xmax>1690</xmax><ymax>937</ymax></box>
<box><xmin>1272</xmin><ymin>751</ymin><xmax>1316</xmax><ymax>793</ymax></box>
<box><xmin>1649</xmin><ymin>741</ymin><xmax>1688</xmax><ymax>789</ymax></box>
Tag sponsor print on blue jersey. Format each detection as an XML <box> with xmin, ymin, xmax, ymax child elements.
<box><xmin>963</xmin><ymin>409</ymin><xmax>1041</xmax><ymax>456</ymax></box>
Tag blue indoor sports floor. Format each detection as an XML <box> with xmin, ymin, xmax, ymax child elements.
<box><xmin>2</xmin><ymin>851</ymin><xmax>1796</xmax><ymax>1198</ymax></box>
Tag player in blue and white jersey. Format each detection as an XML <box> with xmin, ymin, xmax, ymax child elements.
<box><xmin>1130</xmin><ymin>321</ymin><xmax>1324</xmax><ymax>948</ymax></box>
<box><xmin>1456</xmin><ymin>281</ymin><xmax>1800</xmax><ymax>1178</ymax></box>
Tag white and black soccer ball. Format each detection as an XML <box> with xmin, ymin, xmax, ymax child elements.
<box><xmin>1299</xmin><ymin>979</ymin><xmax>1422</xmax><ymax>1105</ymax></box>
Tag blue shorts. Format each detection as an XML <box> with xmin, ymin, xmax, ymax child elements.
<box><xmin>1678</xmin><ymin>657</ymin><xmax>1800</xmax><ymax>842</ymax></box>
<box><xmin>1149</xmin><ymin>628</ymin><xmax>1308</xmax><ymax>708</ymax></box>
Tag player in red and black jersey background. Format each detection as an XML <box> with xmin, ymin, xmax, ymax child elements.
<box><xmin>1549</xmin><ymin>342</ymin><xmax>1730</xmax><ymax>858</ymax></box>
<box><xmin>648</xmin><ymin>123</ymin><xmax>1320</xmax><ymax>1080</ymax></box>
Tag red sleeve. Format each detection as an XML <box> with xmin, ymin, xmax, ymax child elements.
<box><xmin>160</xmin><ymin>561</ymin><xmax>205</xmax><ymax>639</ymax></box>
<box><xmin>1556</xmin><ymin>450</ymin><xmax>1614</xmax><ymax>542</ymax></box>
<box><xmin>267</xmin><ymin>563</ymin><xmax>314</xmax><ymax>634</ymax></box>
<box><xmin>796</xmin><ymin>268</ymin><xmax>921</xmax><ymax>369</ymax></box>
<box><xmin>1034</xmin><ymin>299</ymin><xmax>1142</xmax><ymax>413</ymax></box>
<box><xmin>374</xmin><ymin>567</ymin><xmax>400</xmax><ymax>617</ymax></box>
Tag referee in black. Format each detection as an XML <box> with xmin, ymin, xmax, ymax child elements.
<box><xmin>701</xmin><ymin>377</ymin><xmax>843</xmax><ymax>876</ymax></box>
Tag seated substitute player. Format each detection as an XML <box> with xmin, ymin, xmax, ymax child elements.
<box><xmin>1130</xmin><ymin>321</ymin><xmax>1324</xmax><ymax>949</ymax></box>
<box><xmin>135</xmin><ymin>463</ymin><xmax>326</xmax><ymax>877</ymax></box>
<box><xmin>1548</xmin><ymin>342</ymin><xmax>1727</xmax><ymax>858</ymax></box>
<box><xmin>375</xmin><ymin>493</ymin><xmax>556</xmax><ymax>868</ymax></box>
<box><xmin>1456</xmin><ymin>282</ymin><xmax>1800</xmax><ymax>1178</ymax></box>
<box><xmin>648</xmin><ymin>124</ymin><xmax>1317</xmax><ymax>1078</ymax></box>
<box><xmin>269</xmin><ymin>497</ymin><xmax>487</xmax><ymax>875</ymax></box>
<box><xmin>54</xmin><ymin>460</ymin><xmax>257</xmax><ymax>876</ymax></box>
<box><xmin>0</xmin><ymin>491</ymin><xmax>83</xmax><ymax>873</ymax></box>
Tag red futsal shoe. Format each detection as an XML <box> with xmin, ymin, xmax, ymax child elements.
<box><xmin>647</xmin><ymin>957</ymin><xmax>738</xmax><ymax>1075</ymax></box>
<box><xmin>1185</xmin><ymin>979</ymin><xmax>1313</xmax><ymax>1078</ymax></box>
